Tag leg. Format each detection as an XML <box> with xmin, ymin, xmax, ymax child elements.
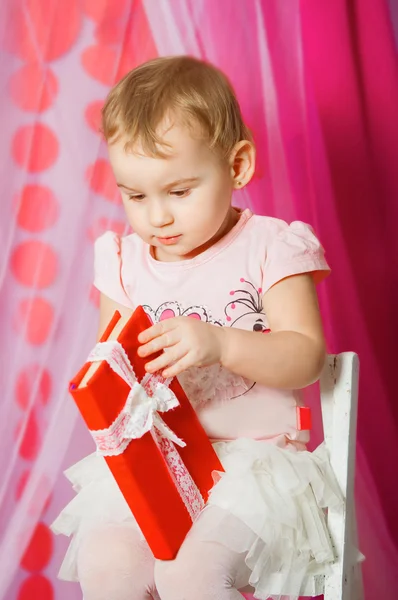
<box><xmin>155</xmin><ymin>510</ymin><xmax>251</xmax><ymax>600</ymax></box>
<box><xmin>77</xmin><ymin>523</ymin><xmax>156</xmax><ymax>600</ymax></box>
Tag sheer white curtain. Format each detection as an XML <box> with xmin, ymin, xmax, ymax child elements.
<box><xmin>1</xmin><ymin>1</ymin><xmax>397</xmax><ymax>598</ymax></box>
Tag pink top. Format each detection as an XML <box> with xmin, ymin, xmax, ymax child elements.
<box><xmin>94</xmin><ymin>209</ymin><xmax>330</xmax><ymax>448</ymax></box>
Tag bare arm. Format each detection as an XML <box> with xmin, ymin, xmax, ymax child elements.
<box><xmin>219</xmin><ymin>274</ymin><xmax>326</xmax><ymax>389</ymax></box>
<box><xmin>138</xmin><ymin>273</ymin><xmax>326</xmax><ymax>389</ymax></box>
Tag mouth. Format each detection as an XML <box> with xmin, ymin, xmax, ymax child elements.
<box><xmin>155</xmin><ymin>235</ymin><xmax>182</xmax><ymax>246</ymax></box>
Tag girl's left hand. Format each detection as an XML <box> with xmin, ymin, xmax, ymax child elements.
<box><xmin>137</xmin><ymin>317</ymin><xmax>225</xmax><ymax>378</ymax></box>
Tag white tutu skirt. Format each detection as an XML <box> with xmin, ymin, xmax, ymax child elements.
<box><xmin>51</xmin><ymin>439</ymin><xmax>343</xmax><ymax>599</ymax></box>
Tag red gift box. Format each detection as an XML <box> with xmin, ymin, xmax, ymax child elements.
<box><xmin>69</xmin><ymin>306</ymin><xmax>223</xmax><ymax>560</ymax></box>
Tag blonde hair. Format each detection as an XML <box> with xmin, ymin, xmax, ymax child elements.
<box><xmin>102</xmin><ymin>55</ymin><xmax>251</xmax><ymax>158</ymax></box>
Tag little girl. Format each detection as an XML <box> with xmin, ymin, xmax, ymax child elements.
<box><xmin>52</xmin><ymin>56</ymin><xmax>342</xmax><ymax>600</ymax></box>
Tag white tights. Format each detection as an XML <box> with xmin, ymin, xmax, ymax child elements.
<box><xmin>77</xmin><ymin>510</ymin><xmax>251</xmax><ymax>600</ymax></box>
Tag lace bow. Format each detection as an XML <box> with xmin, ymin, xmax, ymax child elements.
<box><xmin>87</xmin><ymin>341</ymin><xmax>185</xmax><ymax>456</ymax></box>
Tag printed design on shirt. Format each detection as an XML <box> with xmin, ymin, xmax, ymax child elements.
<box><xmin>142</xmin><ymin>301</ymin><xmax>224</xmax><ymax>327</ymax></box>
<box><xmin>224</xmin><ymin>278</ymin><xmax>271</xmax><ymax>334</ymax></box>
<box><xmin>222</xmin><ymin>278</ymin><xmax>271</xmax><ymax>400</ymax></box>
<box><xmin>140</xmin><ymin>282</ymin><xmax>269</xmax><ymax>403</ymax></box>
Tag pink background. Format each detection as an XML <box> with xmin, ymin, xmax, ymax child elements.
<box><xmin>0</xmin><ymin>1</ymin><xmax>397</xmax><ymax>598</ymax></box>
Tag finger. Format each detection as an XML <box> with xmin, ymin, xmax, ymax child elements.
<box><xmin>138</xmin><ymin>319</ymin><xmax>175</xmax><ymax>344</ymax></box>
<box><xmin>138</xmin><ymin>331</ymin><xmax>179</xmax><ymax>357</ymax></box>
<box><xmin>162</xmin><ymin>355</ymin><xmax>193</xmax><ymax>378</ymax></box>
<box><xmin>145</xmin><ymin>346</ymin><xmax>188</xmax><ymax>374</ymax></box>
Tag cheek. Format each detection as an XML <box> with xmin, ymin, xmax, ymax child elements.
<box><xmin>192</xmin><ymin>205</ymin><xmax>225</xmax><ymax>235</ymax></box>
<box><xmin>201</xmin><ymin>183</ymin><xmax>231</xmax><ymax>218</ymax></box>
<box><xmin>123</xmin><ymin>203</ymin><xmax>146</xmax><ymax>232</ymax></box>
<box><xmin>122</xmin><ymin>202</ymin><xmax>134</xmax><ymax>224</ymax></box>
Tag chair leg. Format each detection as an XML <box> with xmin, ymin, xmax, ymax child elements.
<box><xmin>350</xmin><ymin>504</ymin><xmax>364</xmax><ymax>600</ymax></box>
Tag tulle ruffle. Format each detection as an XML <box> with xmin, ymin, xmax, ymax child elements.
<box><xmin>201</xmin><ymin>439</ymin><xmax>343</xmax><ymax>599</ymax></box>
<box><xmin>51</xmin><ymin>453</ymin><xmax>141</xmax><ymax>581</ymax></box>
<box><xmin>51</xmin><ymin>440</ymin><xmax>342</xmax><ymax>597</ymax></box>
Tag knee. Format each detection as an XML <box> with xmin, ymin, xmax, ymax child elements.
<box><xmin>77</xmin><ymin>525</ymin><xmax>154</xmax><ymax>600</ymax></box>
<box><xmin>155</xmin><ymin>552</ymin><xmax>232</xmax><ymax>600</ymax></box>
<box><xmin>155</xmin><ymin>559</ymin><xmax>193</xmax><ymax>599</ymax></box>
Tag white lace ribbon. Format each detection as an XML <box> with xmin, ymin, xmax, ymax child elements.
<box><xmin>85</xmin><ymin>340</ymin><xmax>205</xmax><ymax>520</ymax></box>
<box><xmin>87</xmin><ymin>341</ymin><xmax>186</xmax><ymax>456</ymax></box>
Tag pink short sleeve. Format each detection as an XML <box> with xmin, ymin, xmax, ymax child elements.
<box><xmin>262</xmin><ymin>220</ymin><xmax>330</xmax><ymax>293</ymax></box>
<box><xmin>93</xmin><ymin>232</ymin><xmax>133</xmax><ymax>307</ymax></box>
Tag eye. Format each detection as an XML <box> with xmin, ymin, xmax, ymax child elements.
<box><xmin>170</xmin><ymin>188</ymin><xmax>190</xmax><ymax>198</ymax></box>
<box><xmin>128</xmin><ymin>194</ymin><xmax>145</xmax><ymax>202</ymax></box>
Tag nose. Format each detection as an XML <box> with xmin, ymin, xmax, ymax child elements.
<box><xmin>148</xmin><ymin>199</ymin><xmax>174</xmax><ymax>228</ymax></box>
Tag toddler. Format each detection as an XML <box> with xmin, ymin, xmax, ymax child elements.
<box><xmin>52</xmin><ymin>56</ymin><xmax>342</xmax><ymax>600</ymax></box>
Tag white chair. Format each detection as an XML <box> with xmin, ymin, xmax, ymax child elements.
<box><xmin>243</xmin><ymin>353</ymin><xmax>364</xmax><ymax>600</ymax></box>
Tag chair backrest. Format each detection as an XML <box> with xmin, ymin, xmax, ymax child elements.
<box><xmin>320</xmin><ymin>353</ymin><xmax>360</xmax><ymax>600</ymax></box>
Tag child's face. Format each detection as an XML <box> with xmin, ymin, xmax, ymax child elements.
<box><xmin>108</xmin><ymin>121</ymin><xmax>235</xmax><ymax>261</ymax></box>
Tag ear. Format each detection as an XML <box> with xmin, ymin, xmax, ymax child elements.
<box><xmin>229</xmin><ymin>140</ymin><xmax>256</xmax><ymax>190</ymax></box>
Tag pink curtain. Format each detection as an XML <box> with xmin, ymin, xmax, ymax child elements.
<box><xmin>0</xmin><ymin>1</ymin><xmax>397</xmax><ymax>598</ymax></box>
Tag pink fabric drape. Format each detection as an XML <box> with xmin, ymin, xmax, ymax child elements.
<box><xmin>0</xmin><ymin>1</ymin><xmax>397</xmax><ymax>598</ymax></box>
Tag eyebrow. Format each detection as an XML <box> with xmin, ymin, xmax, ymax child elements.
<box><xmin>117</xmin><ymin>177</ymin><xmax>200</xmax><ymax>193</ymax></box>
